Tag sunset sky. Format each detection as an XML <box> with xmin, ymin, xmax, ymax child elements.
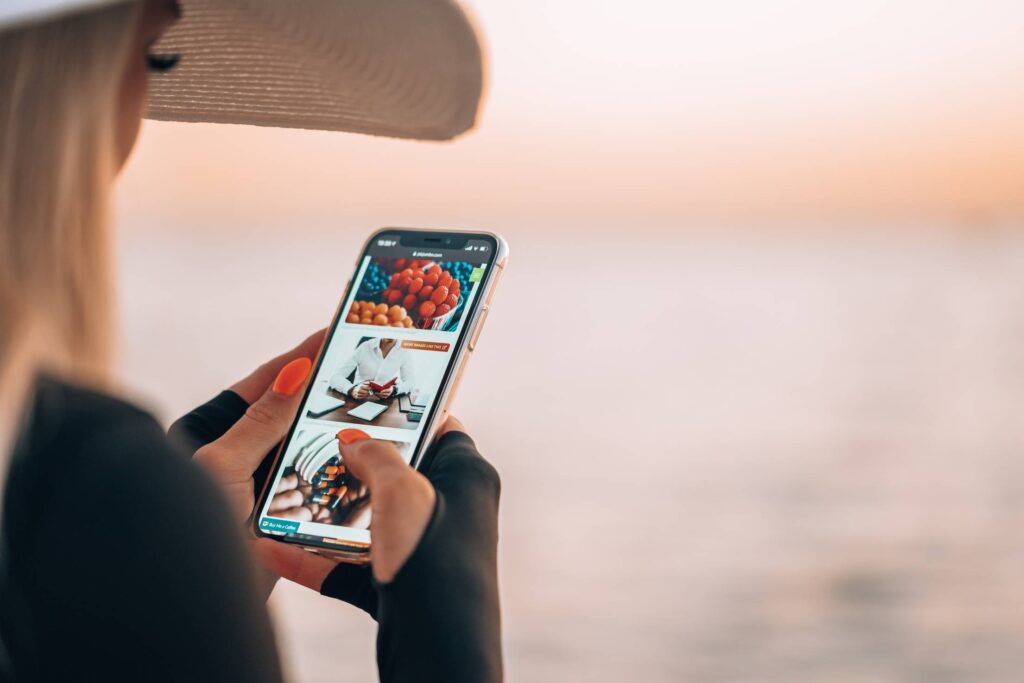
<box><xmin>118</xmin><ymin>0</ymin><xmax>1024</xmax><ymax>228</ymax></box>
<box><xmin>109</xmin><ymin>5</ymin><xmax>1024</xmax><ymax>678</ymax></box>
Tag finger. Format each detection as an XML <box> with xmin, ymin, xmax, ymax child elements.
<box><xmin>231</xmin><ymin>329</ymin><xmax>326</xmax><ymax>404</ymax></box>
<box><xmin>340</xmin><ymin>443</ymin><xmax>434</xmax><ymax>583</ymax></box>
<box><xmin>338</xmin><ymin>439</ymin><xmax>410</xmax><ymax>489</ymax></box>
<box><xmin>245</xmin><ymin>540</ymin><xmax>283</xmax><ymax>602</ymax></box>
<box><xmin>252</xmin><ymin>538</ymin><xmax>338</xmax><ymax>591</ymax></box>
<box><xmin>424</xmin><ymin>430</ymin><xmax>500</xmax><ymax>506</ymax></box>
<box><xmin>268</xmin><ymin>488</ymin><xmax>304</xmax><ymax>512</ymax></box>
<box><xmin>276</xmin><ymin>473</ymin><xmax>299</xmax><ymax>492</ymax></box>
<box><xmin>435</xmin><ymin>414</ymin><xmax>466</xmax><ymax>439</ymax></box>
<box><xmin>199</xmin><ymin>357</ymin><xmax>312</xmax><ymax>482</ymax></box>
<box><xmin>415</xmin><ymin>416</ymin><xmax>470</xmax><ymax>474</ymax></box>
<box><xmin>276</xmin><ymin>506</ymin><xmax>314</xmax><ymax>521</ymax></box>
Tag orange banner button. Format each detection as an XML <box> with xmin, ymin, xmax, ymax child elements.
<box><xmin>401</xmin><ymin>340</ymin><xmax>450</xmax><ymax>352</ymax></box>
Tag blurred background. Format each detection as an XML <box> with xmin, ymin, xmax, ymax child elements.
<box><xmin>115</xmin><ymin>1</ymin><xmax>1024</xmax><ymax>681</ymax></box>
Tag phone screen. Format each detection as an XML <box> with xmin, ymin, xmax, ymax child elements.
<box><xmin>254</xmin><ymin>229</ymin><xmax>500</xmax><ymax>552</ymax></box>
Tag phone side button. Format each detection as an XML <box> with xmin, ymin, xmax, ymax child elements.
<box><xmin>468</xmin><ymin>305</ymin><xmax>490</xmax><ymax>351</ymax></box>
<box><xmin>483</xmin><ymin>264</ymin><xmax>504</xmax><ymax>307</ymax></box>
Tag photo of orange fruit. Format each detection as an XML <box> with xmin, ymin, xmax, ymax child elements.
<box><xmin>346</xmin><ymin>299</ymin><xmax>413</xmax><ymax>329</ymax></box>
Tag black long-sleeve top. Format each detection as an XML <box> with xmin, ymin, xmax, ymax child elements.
<box><xmin>0</xmin><ymin>377</ymin><xmax>502</xmax><ymax>682</ymax></box>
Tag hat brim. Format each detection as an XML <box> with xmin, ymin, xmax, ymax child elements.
<box><xmin>146</xmin><ymin>0</ymin><xmax>484</xmax><ymax>141</ymax></box>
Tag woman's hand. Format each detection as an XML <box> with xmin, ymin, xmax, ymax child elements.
<box><xmin>193</xmin><ymin>331</ymin><xmax>324</xmax><ymax>522</ymax></box>
<box><xmin>257</xmin><ymin>415</ymin><xmax>502</xmax><ymax>681</ymax></box>
<box><xmin>376</xmin><ymin>385</ymin><xmax>395</xmax><ymax>400</ymax></box>
<box><xmin>254</xmin><ymin>416</ymin><xmax>467</xmax><ymax>587</ymax></box>
<box><xmin>351</xmin><ymin>382</ymin><xmax>371</xmax><ymax>400</ymax></box>
<box><xmin>341</xmin><ymin>438</ymin><xmax>435</xmax><ymax>582</ymax></box>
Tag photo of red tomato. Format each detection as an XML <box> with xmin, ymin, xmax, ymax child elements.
<box><xmin>353</xmin><ymin>257</ymin><xmax>478</xmax><ymax>330</ymax></box>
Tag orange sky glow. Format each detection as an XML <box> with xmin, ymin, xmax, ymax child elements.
<box><xmin>118</xmin><ymin>0</ymin><xmax>1024</xmax><ymax>228</ymax></box>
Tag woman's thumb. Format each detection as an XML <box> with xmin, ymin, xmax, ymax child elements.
<box><xmin>200</xmin><ymin>358</ymin><xmax>311</xmax><ymax>479</ymax></box>
<box><xmin>338</xmin><ymin>437</ymin><xmax>409</xmax><ymax>489</ymax></box>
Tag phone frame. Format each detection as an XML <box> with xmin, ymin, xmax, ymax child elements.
<box><xmin>251</xmin><ymin>227</ymin><xmax>509</xmax><ymax>562</ymax></box>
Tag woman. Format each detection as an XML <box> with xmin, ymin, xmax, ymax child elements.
<box><xmin>330</xmin><ymin>337</ymin><xmax>415</xmax><ymax>401</ymax></box>
<box><xmin>0</xmin><ymin>1</ymin><xmax>501</xmax><ymax>681</ymax></box>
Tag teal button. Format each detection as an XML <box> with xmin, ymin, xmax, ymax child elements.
<box><xmin>259</xmin><ymin>518</ymin><xmax>300</xmax><ymax>533</ymax></box>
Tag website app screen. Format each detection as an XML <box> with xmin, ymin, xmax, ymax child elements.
<box><xmin>256</xmin><ymin>235</ymin><xmax>495</xmax><ymax>547</ymax></box>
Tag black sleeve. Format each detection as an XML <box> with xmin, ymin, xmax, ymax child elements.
<box><xmin>168</xmin><ymin>389</ymin><xmax>250</xmax><ymax>456</ymax></box>
<box><xmin>371</xmin><ymin>431</ymin><xmax>503</xmax><ymax>683</ymax></box>
<box><xmin>22</xmin><ymin>412</ymin><xmax>284</xmax><ymax>683</ymax></box>
<box><xmin>168</xmin><ymin>390</ymin><xmax>279</xmax><ymax>504</ymax></box>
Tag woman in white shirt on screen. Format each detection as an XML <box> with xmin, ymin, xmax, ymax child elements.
<box><xmin>329</xmin><ymin>337</ymin><xmax>418</xmax><ymax>400</ymax></box>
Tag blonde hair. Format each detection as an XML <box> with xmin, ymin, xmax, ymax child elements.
<box><xmin>0</xmin><ymin>2</ymin><xmax>140</xmax><ymax>491</ymax></box>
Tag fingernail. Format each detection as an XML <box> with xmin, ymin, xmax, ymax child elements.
<box><xmin>337</xmin><ymin>428</ymin><xmax>371</xmax><ymax>446</ymax></box>
<box><xmin>272</xmin><ymin>357</ymin><xmax>312</xmax><ymax>396</ymax></box>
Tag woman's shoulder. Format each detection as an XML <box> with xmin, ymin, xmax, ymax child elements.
<box><xmin>5</xmin><ymin>376</ymin><xmax>212</xmax><ymax>570</ymax></box>
<box><xmin>7</xmin><ymin>374</ymin><xmax>242</xmax><ymax>558</ymax></box>
<box><xmin>16</xmin><ymin>375</ymin><xmax>175</xmax><ymax>472</ymax></box>
<box><xmin>5</xmin><ymin>376</ymin><xmax>237</xmax><ymax>584</ymax></box>
<box><xmin>6</xmin><ymin>376</ymin><xmax>203</xmax><ymax>537</ymax></box>
<box><xmin>30</xmin><ymin>373</ymin><xmax>158</xmax><ymax>428</ymax></box>
<box><xmin>3</xmin><ymin>381</ymin><xmax>283</xmax><ymax>683</ymax></box>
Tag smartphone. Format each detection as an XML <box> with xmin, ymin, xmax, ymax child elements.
<box><xmin>252</xmin><ymin>227</ymin><xmax>508</xmax><ymax>562</ymax></box>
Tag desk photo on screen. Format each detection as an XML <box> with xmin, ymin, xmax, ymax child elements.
<box><xmin>305</xmin><ymin>334</ymin><xmax>451</xmax><ymax>430</ymax></box>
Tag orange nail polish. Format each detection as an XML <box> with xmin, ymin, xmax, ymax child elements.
<box><xmin>272</xmin><ymin>357</ymin><xmax>312</xmax><ymax>396</ymax></box>
<box><xmin>337</xmin><ymin>428</ymin><xmax>371</xmax><ymax>445</ymax></box>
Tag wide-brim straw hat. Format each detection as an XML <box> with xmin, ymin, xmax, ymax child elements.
<box><xmin>1</xmin><ymin>0</ymin><xmax>485</xmax><ymax>140</ymax></box>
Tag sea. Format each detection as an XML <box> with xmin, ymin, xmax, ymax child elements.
<box><xmin>118</xmin><ymin>223</ymin><xmax>1024</xmax><ymax>682</ymax></box>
